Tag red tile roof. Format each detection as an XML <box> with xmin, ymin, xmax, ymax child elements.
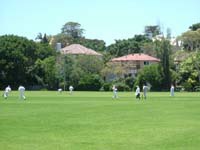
<box><xmin>61</xmin><ymin>44</ymin><xmax>102</xmax><ymax>56</ymax></box>
<box><xmin>111</xmin><ymin>53</ymin><xmax>160</xmax><ymax>62</ymax></box>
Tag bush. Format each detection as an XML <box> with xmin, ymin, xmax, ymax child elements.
<box><xmin>115</xmin><ymin>82</ymin><xmax>130</xmax><ymax>91</ymax></box>
<box><xmin>102</xmin><ymin>82</ymin><xmax>112</xmax><ymax>91</ymax></box>
<box><xmin>77</xmin><ymin>74</ymin><xmax>103</xmax><ymax>91</ymax></box>
<box><xmin>125</xmin><ymin>77</ymin><xmax>135</xmax><ymax>90</ymax></box>
<box><xmin>134</xmin><ymin>64</ymin><xmax>163</xmax><ymax>91</ymax></box>
<box><xmin>194</xmin><ymin>86</ymin><xmax>200</xmax><ymax>92</ymax></box>
<box><xmin>182</xmin><ymin>82</ymin><xmax>193</xmax><ymax>91</ymax></box>
<box><xmin>176</xmin><ymin>86</ymin><xmax>184</xmax><ymax>92</ymax></box>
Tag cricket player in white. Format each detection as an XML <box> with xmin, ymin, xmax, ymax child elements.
<box><xmin>18</xmin><ymin>85</ymin><xmax>26</xmax><ymax>100</ymax></box>
<box><xmin>58</xmin><ymin>88</ymin><xmax>62</xmax><ymax>93</ymax></box>
<box><xmin>170</xmin><ymin>85</ymin><xmax>175</xmax><ymax>96</ymax></box>
<box><xmin>69</xmin><ymin>85</ymin><xmax>74</xmax><ymax>95</ymax></box>
<box><xmin>143</xmin><ymin>85</ymin><xmax>148</xmax><ymax>99</ymax></box>
<box><xmin>3</xmin><ymin>85</ymin><xmax>11</xmax><ymax>99</ymax></box>
<box><xmin>112</xmin><ymin>85</ymin><xmax>118</xmax><ymax>99</ymax></box>
<box><xmin>135</xmin><ymin>86</ymin><xmax>140</xmax><ymax>99</ymax></box>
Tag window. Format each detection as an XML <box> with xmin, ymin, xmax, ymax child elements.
<box><xmin>144</xmin><ymin>61</ymin><xmax>149</xmax><ymax>65</ymax></box>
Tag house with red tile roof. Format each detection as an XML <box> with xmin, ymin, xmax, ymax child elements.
<box><xmin>61</xmin><ymin>44</ymin><xmax>102</xmax><ymax>56</ymax></box>
<box><xmin>111</xmin><ymin>53</ymin><xmax>160</xmax><ymax>62</ymax></box>
<box><xmin>107</xmin><ymin>53</ymin><xmax>160</xmax><ymax>80</ymax></box>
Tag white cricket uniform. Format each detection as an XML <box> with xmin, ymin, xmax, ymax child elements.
<box><xmin>143</xmin><ymin>86</ymin><xmax>148</xmax><ymax>99</ymax></box>
<box><xmin>135</xmin><ymin>87</ymin><xmax>140</xmax><ymax>99</ymax></box>
<box><xmin>69</xmin><ymin>86</ymin><xmax>74</xmax><ymax>94</ymax></box>
<box><xmin>18</xmin><ymin>86</ymin><xmax>26</xmax><ymax>100</ymax></box>
<box><xmin>112</xmin><ymin>86</ymin><xmax>118</xmax><ymax>99</ymax></box>
<box><xmin>58</xmin><ymin>88</ymin><xmax>62</xmax><ymax>93</ymax></box>
<box><xmin>4</xmin><ymin>86</ymin><xmax>11</xmax><ymax>99</ymax></box>
<box><xmin>170</xmin><ymin>86</ymin><xmax>174</xmax><ymax>96</ymax></box>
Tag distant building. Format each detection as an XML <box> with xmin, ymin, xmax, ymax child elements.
<box><xmin>60</xmin><ymin>44</ymin><xmax>102</xmax><ymax>56</ymax></box>
<box><xmin>106</xmin><ymin>53</ymin><xmax>160</xmax><ymax>81</ymax></box>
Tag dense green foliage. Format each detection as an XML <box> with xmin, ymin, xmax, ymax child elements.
<box><xmin>1</xmin><ymin>22</ymin><xmax>200</xmax><ymax>91</ymax></box>
<box><xmin>1</xmin><ymin>91</ymin><xmax>200</xmax><ymax>150</ymax></box>
<box><xmin>156</xmin><ymin>40</ymin><xmax>172</xmax><ymax>89</ymax></box>
<box><xmin>180</xmin><ymin>29</ymin><xmax>200</xmax><ymax>51</ymax></box>
<box><xmin>51</xmin><ymin>34</ymin><xmax>106</xmax><ymax>52</ymax></box>
<box><xmin>177</xmin><ymin>52</ymin><xmax>200</xmax><ymax>91</ymax></box>
<box><xmin>0</xmin><ymin>35</ymin><xmax>56</xmax><ymax>89</ymax></box>
<box><xmin>134</xmin><ymin>64</ymin><xmax>163</xmax><ymax>91</ymax></box>
<box><xmin>78</xmin><ymin>74</ymin><xmax>103</xmax><ymax>91</ymax></box>
<box><xmin>144</xmin><ymin>25</ymin><xmax>161</xmax><ymax>38</ymax></box>
<box><xmin>107</xmin><ymin>35</ymin><xmax>152</xmax><ymax>57</ymax></box>
<box><xmin>0</xmin><ymin>35</ymin><xmax>36</xmax><ymax>87</ymax></box>
<box><xmin>61</xmin><ymin>22</ymin><xmax>84</xmax><ymax>38</ymax></box>
<box><xmin>189</xmin><ymin>23</ymin><xmax>200</xmax><ymax>31</ymax></box>
<box><xmin>56</xmin><ymin>55</ymin><xmax>104</xmax><ymax>91</ymax></box>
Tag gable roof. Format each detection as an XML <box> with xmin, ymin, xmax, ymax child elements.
<box><xmin>61</xmin><ymin>44</ymin><xmax>102</xmax><ymax>56</ymax></box>
<box><xmin>111</xmin><ymin>53</ymin><xmax>160</xmax><ymax>62</ymax></box>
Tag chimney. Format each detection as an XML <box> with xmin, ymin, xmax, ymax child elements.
<box><xmin>56</xmin><ymin>43</ymin><xmax>61</xmax><ymax>52</ymax></box>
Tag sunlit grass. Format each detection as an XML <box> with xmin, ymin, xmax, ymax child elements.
<box><xmin>0</xmin><ymin>91</ymin><xmax>200</xmax><ymax>150</ymax></box>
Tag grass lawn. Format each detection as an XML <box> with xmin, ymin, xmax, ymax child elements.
<box><xmin>0</xmin><ymin>91</ymin><xmax>200</xmax><ymax>150</ymax></box>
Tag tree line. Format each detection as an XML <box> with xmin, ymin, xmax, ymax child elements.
<box><xmin>0</xmin><ymin>22</ymin><xmax>200</xmax><ymax>91</ymax></box>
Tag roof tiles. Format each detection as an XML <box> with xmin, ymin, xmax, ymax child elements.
<box><xmin>111</xmin><ymin>53</ymin><xmax>160</xmax><ymax>62</ymax></box>
<box><xmin>61</xmin><ymin>44</ymin><xmax>102</xmax><ymax>56</ymax></box>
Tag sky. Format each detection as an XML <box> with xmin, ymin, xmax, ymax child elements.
<box><xmin>1</xmin><ymin>0</ymin><xmax>199</xmax><ymax>45</ymax></box>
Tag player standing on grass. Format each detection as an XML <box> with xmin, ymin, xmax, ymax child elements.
<box><xmin>135</xmin><ymin>85</ymin><xmax>140</xmax><ymax>100</ymax></box>
<box><xmin>170</xmin><ymin>84</ymin><xmax>175</xmax><ymax>96</ymax></box>
<box><xmin>58</xmin><ymin>88</ymin><xmax>62</xmax><ymax>93</ymax></box>
<box><xmin>69</xmin><ymin>85</ymin><xmax>74</xmax><ymax>95</ymax></box>
<box><xmin>143</xmin><ymin>84</ymin><xmax>148</xmax><ymax>99</ymax></box>
<box><xmin>3</xmin><ymin>85</ymin><xmax>11</xmax><ymax>99</ymax></box>
<box><xmin>112</xmin><ymin>85</ymin><xmax>118</xmax><ymax>99</ymax></box>
<box><xmin>18</xmin><ymin>85</ymin><xmax>26</xmax><ymax>100</ymax></box>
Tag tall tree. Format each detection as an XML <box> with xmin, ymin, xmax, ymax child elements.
<box><xmin>180</xmin><ymin>29</ymin><xmax>200</xmax><ymax>51</ymax></box>
<box><xmin>134</xmin><ymin>64</ymin><xmax>163</xmax><ymax>91</ymax></box>
<box><xmin>0</xmin><ymin>35</ymin><xmax>37</xmax><ymax>88</ymax></box>
<box><xmin>107</xmin><ymin>35</ymin><xmax>151</xmax><ymax>57</ymax></box>
<box><xmin>74</xmin><ymin>38</ymin><xmax>106</xmax><ymax>51</ymax></box>
<box><xmin>177</xmin><ymin>52</ymin><xmax>200</xmax><ymax>91</ymax></box>
<box><xmin>36</xmin><ymin>33</ymin><xmax>49</xmax><ymax>43</ymax></box>
<box><xmin>61</xmin><ymin>22</ymin><xmax>84</xmax><ymax>38</ymax></box>
<box><xmin>162</xmin><ymin>40</ymin><xmax>171</xmax><ymax>88</ymax></box>
<box><xmin>192</xmin><ymin>52</ymin><xmax>200</xmax><ymax>84</ymax></box>
<box><xmin>56</xmin><ymin>54</ymin><xmax>104</xmax><ymax>90</ymax></box>
<box><xmin>0</xmin><ymin>35</ymin><xmax>56</xmax><ymax>89</ymax></box>
<box><xmin>154</xmin><ymin>40</ymin><xmax>172</xmax><ymax>89</ymax></box>
<box><xmin>50</xmin><ymin>33</ymin><xmax>74</xmax><ymax>49</ymax></box>
<box><xmin>144</xmin><ymin>25</ymin><xmax>161</xmax><ymax>38</ymax></box>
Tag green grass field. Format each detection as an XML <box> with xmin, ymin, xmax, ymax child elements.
<box><xmin>0</xmin><ymin>91</ymin><xmax>200</xmax><ymax>150</ymax></box>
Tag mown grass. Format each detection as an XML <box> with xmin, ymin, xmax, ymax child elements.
<box><xmin>0</xmin><ymin>91</ymin><xmax>200</xmax><ymax>150</ymax></box>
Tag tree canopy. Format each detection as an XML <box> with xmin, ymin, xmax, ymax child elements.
<box><xmin>107</xmin><ymin>35</ymin><xmax>152</xmax><ymax>57</ymax></box>
<box><xmin>189</xmin><ymin>23</ymin><xmax>200</xmax><ymax>31</ymax></box>
<box><xmin>144</xmin><ymin>25</ymin><xmax>161</xmax><ymax>38</ymax></box>
<box><xmin>180</xmin><ymin>29</ymin><xmax>200</xmax><ymax>51</ymax></box>
<box><xmin>1</xmin><ymin>22</ymin><xmax>200</xmax><ymax>91</ymax></box>
<box><xmin>61</xmin><ymin>22</ymin><xmax>84</xmax><ymax>38</ymax></box>
<box><xmin>0</xmin><ymin>35</ymin><xmax>56</xmax><ymax>89</ymax></box>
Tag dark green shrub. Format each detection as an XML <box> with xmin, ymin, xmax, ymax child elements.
<box><xmin>102</xmin><ymin>82</ymin><xmax>112</xmax><ymax>91</ymax></box>
<box><xmin>194</xmin><ymin>86</ymin><xmax>200</xmax><ymax>92</ymax></box>
<box><xmin>115</xmin><ymin>82</ymin><xmax>130</xmax><ymax>91</ymax></box>
<box><xmin>78</xmin><ymin>74</ymin><xmax>103</xmax><ymax>91</ymax></box>
<box><xmin>125</xmin><ymin>77</ymin><xmax>135</xmax><ymax>90</ymax></box>
<box><xmin>182</xmin><ymin>82</ymin><xmax>193</xmax><ymax>91</ymax></box>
